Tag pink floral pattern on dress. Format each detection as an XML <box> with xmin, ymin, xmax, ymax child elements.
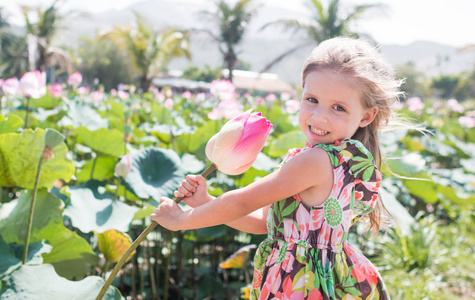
<box><xmin>250</xmin><ymin>140</ymin><xmax>389</xmax><ymax>299</ymax></box>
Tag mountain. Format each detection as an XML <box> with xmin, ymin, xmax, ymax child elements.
<box><xmin>53</xmin><ymin>0</ymin><xmax>475</xmax><ymax>85</ymax></box>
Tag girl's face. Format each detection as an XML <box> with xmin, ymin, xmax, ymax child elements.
<box><xmin>299</xmin><ymin>70</ymin><xmax>378</xmax><ymax>146</ymax></box>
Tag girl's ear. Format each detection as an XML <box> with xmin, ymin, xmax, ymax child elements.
<box><xmin>359</xmin><ymin>106</ymin><xmax>378</xmax><ymax>128</ymax></box>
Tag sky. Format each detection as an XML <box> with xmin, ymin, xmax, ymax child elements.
<box><xmin>0</xmin><ymin>0</ymin><xmax>473</xmax><ymax>48</ymax></box>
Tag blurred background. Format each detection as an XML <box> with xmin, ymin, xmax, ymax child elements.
<box><xmin>0</xmin><ymin>1</ymin><xmax>473</xmax><ymax>300</ymax></box>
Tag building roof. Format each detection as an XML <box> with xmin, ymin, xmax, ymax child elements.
<box><xmin>223</xmin><ymin>69</ymin><xmax>295</xmax><ymax>93</ymax></box>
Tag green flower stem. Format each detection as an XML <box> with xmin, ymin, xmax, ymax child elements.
<box><xmin>95</xmin><ymin>163</ymin><xmax>218</xmax><ymax>300</ymax></box>
<box><xmin>22</xmin><ymin>154</ymin><xmax>44</xmax><ymax>264</ymax></box>
<box><xmin>90</xmin><ymin>153</ymin><xmax>98</xmax><ymax>180</ymax></box>
<box><xmin>24</xmin><ymin>96</ymin><xmax>31</xmax><ymax>128</ymax></box>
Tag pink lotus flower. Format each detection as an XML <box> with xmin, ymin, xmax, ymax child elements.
<box><xmin>49</xmin><ymin>83</ymin><xmax>63</xmax><ymax>98</ymax></box>
<box><xmin>210</xmin><ymin>79</ymin><xmax>235</xmax><ymax>101</ymax></box>
<box><xmin>407</xmin><ymin>97</ymin><xmax>424</xmax><ymax>111</ymax></box>
<box><xmin>115</xmin><ymin>153</ymin><xmax>132</xmax><ymax>178</ymax></box>
<box><xmin>19</xmin><ymin>71</ymin><xmax>46</xmax><ymax>99</ymax></box>
<box><xmin>2</xmin><ymin>77</ymin><xmax>20</xmax><ymax>95</ymax></box>
<box><xmin>118</xmin><ymin>90</ymin><xmax>129</xmax><ymax>100</ymax></box>
<box><xmin>448</xmin><ymin>98</ymin><xmax>464</xmax><ymax>113</ymax></box>
<box><xmin>205</xmin><ymin>110</ymin><xmax>272</xmax><ymax>175</ymax></box>
<box><xmin>68</xmin><ymin>72</ymin><xmax>82</xmax><ymax>87</ymax></box>
<box><xmin>77</xmin><ymin>86</ymin><xmax>90</xmax><ymax>95</ymax></box>
<box><xmin>91</xmin><ymin>90</ymin><xmax>104</xmax><ymax>102</ymax></box>
<box><xmin>164</xmin><ymin>98</ymin><xmax>173</xmax><ymax>110</ymax></box>
<box><xmin>285</xmin><ymin>99</ymin><xmax>300</xmax><ymax>114</ymax></box>
<box><xmin>459</xmin><ymin>116</ymin><xmax>475</xmax><ymax>128</ymax></box>
<box><xmin>208</xmin><ymin>100</ymin><xmax>242</xmax><ymax>120</ymax></box>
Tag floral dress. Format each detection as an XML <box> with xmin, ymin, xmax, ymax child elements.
<box><xmin>250</xmin><ymin>139</ymin><xmax>390</xmax><ymax>300</ymax></box>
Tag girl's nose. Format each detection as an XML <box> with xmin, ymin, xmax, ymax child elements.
<box><xmin>311</xmin><ymin>108</ymin><xmax>328</xmax><ymax>124</ymax></box>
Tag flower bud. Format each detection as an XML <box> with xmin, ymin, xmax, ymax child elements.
<box><xmin>115</xmin><ymin>153</ymin><xmax>132</xmax><ymax>178</ymax></box>
<box><xmin>205</xmin><ymin>110</ymin><xmax>272</xmax><ymax>175</ymax></box>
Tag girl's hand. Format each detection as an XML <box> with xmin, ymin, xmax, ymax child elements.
<box><xmin>174</xmin><ymin>175</ymin><xmax>213</xmax><ymax>208</ymax></box>
<box><xmin>150</xmin><ymin>197</ymin><xmax>183</xmax><ymax>231</ymax></box>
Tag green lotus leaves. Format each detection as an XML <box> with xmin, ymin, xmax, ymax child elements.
<box><xmin>0</xmin><ymin>190</ymin><xmax>98</xmax><ymax>279</ymax></box>
<box><xmin>96</xmin><ymin>229</ymin><xmax>134</xmax><ymax>263</ymax></box>
<box><xmin>0</xmin><ymin>128</ymin><xmax>75</xmax><ymax>189</ymax></box>
<box><xmin>267</xmin><ymin>130</ymin><xmax>306</xmax><ymax>158</ymax></box>
<box><xmin>123</xmin><ymin>147</ymin><xmax>186</xmax><ymax>203</ymax></box>
<box><xmin>0</xmin><ymin>237</ymin><xmax>52</xmax><ymax>279</ymax></box>
<box><xmin>0</xmin><ymin>114</ymin><xmax>23</xmax><ymax>134</ymax></box>
<box><xmin>29</xmin><ymin>93</ymin><xmax>62</xmax><ymax>109</ymax></box>
<box><xmin>61</xmin><ymin>101</ymin><xmax>109</xmax><ymax>130</ymax></box>
<box><xmin>76</xmin><ymin>156</ymin><xmax>117</xmax><ymax>183</ymax></box>
<box><xmin>44</xmin><ymin>128</ymin><xmax>65</xmax><ymax>149</ymax></box>
<box><xmin>0</xmin><ymin>264</ymin><xmax>122</xmax><ymax>299</ymax></box>
<box><xmin>64</xmin><ymin>181</ymin><xmax>139</xmax><ymax>233</ymax></box>
<box><xmin>76</xmin><ymin>126</ymin><xmax>125</xmax><ymax>157</ymax></box>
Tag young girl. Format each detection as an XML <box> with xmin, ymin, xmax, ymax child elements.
<box><xmin>151</xmin><ymin>37</ymin><xmax>398</xmax><ymax>299</ymax></box>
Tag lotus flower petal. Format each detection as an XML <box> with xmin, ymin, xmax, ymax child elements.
<box><xmin>205</xmin><ymin>110</ymin><xmax>272</xmax><ymax>175</ymax></box>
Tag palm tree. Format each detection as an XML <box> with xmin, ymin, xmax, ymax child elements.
<box><xmin>21</xmin><ymin>0</ymin><xmax>71</xmax><ymax>81</ymax></box>
<box><xmin>199</xmin><ymin>0</ymin><xmax>257</xmax><ymax>82</ymax></box>
<box><xmin>260</xmin><ymin>0</ymin><xmax>381</xmax><ymax>72</ymax></box>
<box><xmin>105</xmin><ymin>13</ymin><xmax>191</xmax><ymax>91</ymax></box>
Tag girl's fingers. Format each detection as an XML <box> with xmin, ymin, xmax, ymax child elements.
<box><xmin>178</xmin><ymin>185</ymin><xmax>193</xmax><ymax>197</ymax></box>
<box><xmin>174</xmin><ymin>190</ymin><xmax>184</xmax><ymax>198</ymax></box>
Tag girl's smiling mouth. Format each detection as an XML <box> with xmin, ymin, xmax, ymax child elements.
<box><xmin>310</xmin><ymin>126</ymin><xmax>329</xmax><ymax>136</ymax></box>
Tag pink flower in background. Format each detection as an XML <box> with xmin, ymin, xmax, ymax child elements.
<box><xmin>210</xmin><ymin>79</ymin><xmax>235</xmax><ymax>101</ymax></box>
<box><xmin>91</xmin><ymin>90</ymin><xmax>104</xmax><ymax>102</ymax></box>
<box><xmin>285</xmin><ymin>99</ymin><xmax>300</xmax><ymax>114</ymax></box>
<box><xmin>48</xmin><ymin>83</ymin><xmax>63</xmax><ymax>98</ymax></box>
<box><xmin>195</xmin><ymin>92</ymin><xmax>206</xmax><ymax>103</ymax></box>
<box><xmin>266</xmin><ymin>93</ymin><xmax>276</xmax><ymax>102</ymax></box>
<box><xmin>407</xmin><ymin>97</ymin><xmax>424</xmax><ymax>111</ymax></box>
<box><xmin>447</xmin><ymin>98</ymin><xmax>464</xmax><ymax>113</ymax></box>
<box><xmin>458</xmin><ymin>116</ymin><xmax>475</xmax><ymax>128</ymax></box>
<box><xmin>118</xmin><ymin>90</ymin><xmax>129</xmax><ymax>100</ymax></box>
<box><xmin>392</xmin><ymin>101</ymin><xmax>404</xmax><ymax>110</ymax></box>
<box><xmin>182</xmin><ymin>91</ymin><xmax>193</xmax><ymax>99</ymax></box>
<box><xmin>110</xmin><ymin>88</ymin><xmax>117</xmax><ymax>96</ymax></box>
<box><xmin>19</xmin><ymin>71</ymin><xmax>46</xmax><ymax>99</ymax></box>
<box><xmin>164</xmin><ymin>98</ymin><xmax>173</xmax><ymax>110</ymax></box>
<box><xmin>256</xmin><ymin>96</ymin><xmax>264</xmax><ymax>105</ymax></box>
<box><xmin>208</xmin><ymin>100</ymin><xmax>242</xmax><ymax>120</ymax></box>
<box><xmin>280</xmin><ymin>92</ymin><xmax>291</xmax><ymax>101</ymax></box>
<box><xmin>2</xmin><ymin>77</ymin><xmax>20</xmax><ymax>95</ymax></box>
<box><xmin>77</xmin><ymin>86</ymin><xmax>90</xmax><ymax>95</ymax></box>
<box><xmin>205</xmin><ymin>110</ymin><xmax>272</xmax><ymax>175</ymax></box>
<box><xmin>115</xmin><ymin>153</ymin><xmax>132</xmax><ymax>178</ymax></box>
<box><xmin>68</xmin><ymin>72</ymin><xmax>82</xmax><ymax>87</ymax></box>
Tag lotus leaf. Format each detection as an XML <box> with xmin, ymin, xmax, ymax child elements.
<box><xmin>60</xmin><ymin>101</ymin><xmax>108</xmax><ymax>130</ymax></box>
<box><xmin>0</xmin><ymin>264</ymin><xmax>121</xmax><ymax>299</ymax></box>
<box><xmin>0</xmin><ymin>128</ymin><xmax>75</xmax><ymax>189</ymax></box>
<box><xmin>96</xmin><ymin>229</ymin><xmax>134</xmax><ymax>263</ymax></box>
<box><xmin>0</xmin><ymin>114</ymin><xmax>23</xmax><ymax>134</ymax></box>
<box><xmin>0</xmin><ymin>190</ymin><xmax>98</xmax><ymax>279</ymax></box>
<box><xmin>0</xmin><ymin>236</ymin><xmax>52</xmax><ymax>279</ymax></box>
<box><xmin>76</xmin><ymin>156</ymin><xmax>117</xmax><ymax>182</ymax></box>
<box><xmin>122</xmin><ymin>147</ymin><xmax>186</xmax><ymax>203</ymax></box>
<box><xmin>267</xmin><ymin>130</ymin><xmax>305</xmax><ymax>158</ymax></box>
<box><xmin>65</xmin><ymin>181</ymin><xmax>139</xmax><ymax>233</ymax></box>
<box><xmin>76</xmin><ymin>126</ymin><xmax>125</xmax><ymax>157</ymax></box>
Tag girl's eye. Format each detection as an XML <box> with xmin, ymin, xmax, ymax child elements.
<box><xmin>307</xmin><ymin>97</ymin><xmax>318</xmax><ymax>103</ymax></box>
<box><xmin>333</xmin><ymin>105</ymin><xmax>346</xmax><ymax>112</ymax></box>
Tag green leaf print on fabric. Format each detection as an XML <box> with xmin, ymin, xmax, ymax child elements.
<box><xmin>349</xmin><ymin>156</ymin><xmax>375</xmax><ymax>181</ymax></box>
<box><xmin>276</xmin><ymin>241</ymin><xmax>288</xmax><ymax>264</ymax></box>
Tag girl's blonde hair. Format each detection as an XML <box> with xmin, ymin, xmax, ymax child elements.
<box><xmin>302</xmin><ymin>37</ymin><xmax>403</xmax><ymax>232</ymax></box>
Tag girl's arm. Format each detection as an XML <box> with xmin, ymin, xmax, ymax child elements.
<box><xmin>152</xmin><ymin>147</ymin><xmax>332</xmax><ymax>231</ymax></box>
<box><xmin>174</xmin><ymin>175</ymin><xmax>269</xmax><ymax>234</ymax></box>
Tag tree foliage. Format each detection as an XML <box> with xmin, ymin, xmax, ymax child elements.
<box><xmin>104</xmin><ymin>13</ymin><xmax>191</xmax><ymax>91</ymax></box>
<box><xmin>199</xmin><ymin>0</ymin><xmax>257</xmax><ymax>82</ymax></box>
<box><xmin>76</xmin><ymin>35</ymin><xmax>134</xmax><ymax>91</ymax></box>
